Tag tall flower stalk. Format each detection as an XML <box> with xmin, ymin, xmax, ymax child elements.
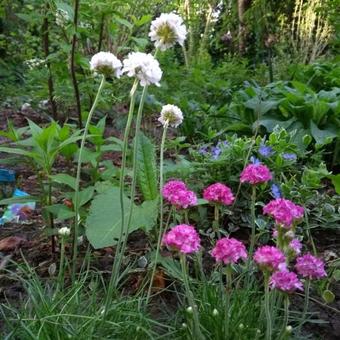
<box><xmin>72</xmin><ymin>74</ymin><xmax>106</xmax><ymax>282</ymax></box>
<box><xmin>105</xmin><ymin>79</ymin><xmax>138</xmax><ymax>304</ymax></box>
<box><xmin>264</xmin><ymin>271</ymin><xmax>272</xmax><ymax>340</ymax></box>
<box><xmin>146</xmin><ymin>104</ymin><xmax>183</xmax><ymax>304</ymax></box>
<box><xmin>72</xmin><ymin>51</ymin><xmax>122</xmax><ymax>282</ymax></box>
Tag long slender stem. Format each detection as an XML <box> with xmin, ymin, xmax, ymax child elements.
<box><xmin>71</xmin><ymin>75</ymin><xmax>105</xmax><ymax>282</ymax></box>
<box><xmin>180</xmin><ymin>254</ymin><xmax>204</xmax><ymax>340</ymax></box>
<box><xmin>70</xmin><ymin>0</ymin><xmax>82</xmax><ymax>129</ymax></box>
<box><xmin>264</xmin><ymin>272</ymin><xmax>272</xmax><ymax>340</ymax></box>
<box><xmin>299</xmin><ymin>279</ymin><xmax>310</xmax><ymax>334</ymax></box>
<box><xmin>249</xmin><ymin>185</ymin><xmax>257</xmax><ymax>258</ymax></box>
<box><xmin>279</xmin><ymin>295</ymin><xmax>289</xmax><ymax>339</ymax></box>
<box><xmin>146</xmin><ymin>121</ymin><xmax>168</xmax><ymax>305</ymax></box>
<box><xmin>57</xmin><ymin>237</ymin><xmax>65</xmax><ymax>292</ymax></box>
<box><xmin>213</xmin><ymin>204</ymin><xmax>221</xmax><ymax>238</ymax></box>
<box><xmin>110</xmin><ymin>84</ymin><xmax>149</xmax><ymax>291</ymax></box>
<box><xmin>109</xmin><ymin>79</ymin><xmax>138</xmax><ymax>292</ymax></box>
<box><xmin>225</xmin><ymin>264</ymin><xmax>233</xmax><ymax>334</ymax></box>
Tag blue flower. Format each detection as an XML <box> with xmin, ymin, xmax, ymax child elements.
<box><xmin>271</xmin><ymin>184</ymin><xmax>281</xmax><ymax>199</ymax></box>
<box><xmin>217</xmin><ymin>140</ymin><xmax>229</xmax><ymax>148</ymax></box>
<box><xmin>250</xmin><ymin>156</ymin><xmax>261</xmax><ymax>165</ymax></box>
<box><xmin>211</xmin><ymin>146</ymin><xmax>221</xmax><ymax>160</ymax></box>
<box><xmin>259</xmin><ymin>145</ymin><xmax>274</xmax><ymax>158</ymax></box>
<box><xmin>282</xmin><ymin>153</ymin><xmax>297</xmax><ymax>161</ymax></box>
<box><xmin>199</xmin><ymin>146</ymin><xmax>208</xmax><ymax>155</ymax></box>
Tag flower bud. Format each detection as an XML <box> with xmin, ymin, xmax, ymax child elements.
<box><xmin>285</xmin><ymin>325</ymin><xmax>293</xmax><ymax>334</ymax></box>
<box><xmin>212</xmin><ymin>308</ymin><xmax>219</xmax><ymax>316</ymax></box>
<box><xmin>186</xmin><ymin>306</ymin><xmax>193</xmax><ymax>314</ymax></box>
<box><xmin>58</xmin><ymin>227</ymin><xmax>71</xmax><ymax>236</ymax></box>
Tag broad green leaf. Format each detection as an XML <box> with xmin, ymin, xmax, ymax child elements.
<box><xmin>50</xmin><ymin>174</ymin><xmax>76</xmax><ymax>190</ymax></box>
<box><xmin>85</xmin><ymin>187</ymin><xmax>157</xmax><ymax>249</ymax></box>
<box><xmin>329</xmin><ymin>174</ymin><xmax>340</xmax><ymax>194</ymax></box>
<box><xmin>310</xmin><ymin>121</ymin><xmax>337</xmax><ymax>147</ymax></box>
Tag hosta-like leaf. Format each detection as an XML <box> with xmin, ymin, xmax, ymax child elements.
<box><xmin>85</xmin><ymin>187</ymin><xmax>157</xmax><ymax>249</ymax></box>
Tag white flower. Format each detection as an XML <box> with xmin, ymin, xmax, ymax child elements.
<box><xmin>149</xmin><ymin>13</ymin><xmax>187</xmax><ymax>51</ymax></box>
<box><xmin>56</xmin><ymin>9</ymin><xmax>70</xmax><ymax>27</ymax></box>
<box><xmin>90</xmin><ymin>52</ymin><xmax>122</xmax><ymax>78</ymax></box>
<box><xmin>158</xmin><ymin>104</ymin><xmax>183</xmax><ymax>128</ymax></box>
<box><xmin>58</xmin><ymin>227</ymin><xmax>71</xmax><ymax>236</ymax></box>
<box><xmin>122</xmin><ymin>52</ymin><xmax>162</xmax><ymax>87</ymax></box>
<box><xmin>21</xmin><ymin>103</ymin><xmax>31</xmax><ymax>112</ymax></box>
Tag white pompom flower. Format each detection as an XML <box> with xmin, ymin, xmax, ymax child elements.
<box><xmin>158</xmin><ymin>104</ymin><xmax>183</xmax><ymax>128</ymax></box>
<box><xmin>149</xmin><ymin>13</ymin><xmax>187</xmax><ymax>51</ymax></box>
<box><xmin>122</xmin><ymin>52</ymin><xmax>162</xmax><ymax>87</ymax></box>
<box><xmin>58</xmin><ymin>227</ymin><xmax>71</xmax><ymax>236</ymax></box>
<box><xmin>90</xmin><ymin>52</ymin><xmax>122</xmax><ymax>78</ymax></box>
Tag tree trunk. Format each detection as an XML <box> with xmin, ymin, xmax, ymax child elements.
<box><xmin>237</xmin><ymin>0</ymin><xmax>252</xmax><ymax>55</ymax></box>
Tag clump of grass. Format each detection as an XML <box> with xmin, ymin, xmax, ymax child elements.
<box><xmin>0</xmin><ymin>259</ymin><xmax>170</xmax><ymax>339</ymax></box>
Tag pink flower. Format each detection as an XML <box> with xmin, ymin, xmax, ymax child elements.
<box><xmin>270</xmin><ymin>271</ymin><xmax>303</xmax><ymax>293</ymax></box>
<box><xmin>240</xmin><ymin>163</ymin><xmax>272</xmax><ymax>185</ymax></box>
<box><xmin>169</xmin><ymin>189</ymin><xmax>197</xmax><ymax>209</ymax></box>
<box><xmin>289</xmin><ymin>239</ymin><xmax>302</xmax><ymax>255</ymax></box>
<box><xmin>162</xmin><ymin>180</ymin><xmax>197</xmax><ymax>209</ymax></box>
<box><xmin>162</xmin><ymin>180</ymin><xmax>187</xmax><ymax>199</ymax></box>
<box><xmin>211</xmin><ymin>237</ymin><xmax>247</xmax><ymax>265</ymax></box>
<box><xmin>263</xmin><ymin>198</ymin><xmax>304</xmax><ymax>227</ymax></box>
<box><xmin>162</xmin><ymin>224</ymin><xmax>201</xmax><ymax>254</ymax></box>
<box><xmin>203</xmin><ymin>183</ymin><xmax>234</xmax><ymax>205</ymax></box>
<box><xmin>254</xmin><ymin>246</ymin><xmax>286</xmax><ymax>272</ymax></box>
<box><xmin>295</xmin><ymin>254</ymin><xmax>327</xmax><ymax>279</ymax></box>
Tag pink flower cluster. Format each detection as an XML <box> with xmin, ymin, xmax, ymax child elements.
<box><xmin>289</xmin><ymin>239</ymin><xmax>302</xmax><ymax>255</ymax></box>
<box><xmin>254</xmin><ymin>246</ymin><xmax>286</xmax><ymax>272</ymax></box>
<box><xmin>211</xmin><ymin>237</ymin><xmax>247</xmax><ymax>265</ymax></box>
<box><xmin>240</xmin><ymin>163</ymin><xmax>272</xmax><ymax>185</ymax></box>
<box><xmin>162</xmin><ymin>224</ymin><xmax>201</xmax><ymax>254</ymax></box>
<box><xmin>203</xmin><ymin>183</ymin><xmax>234</xmax><ymax>206</ymax></box>
<box><xmin>295</xmin><ymin>254</ymin><xmax>327</xmax><ymax>279</ymax></box>
<box><xmin>263</xmin><ymin>198</ymin><xmax>304</xmax><ymax>227</ymax></box>
<box><xmin>162</xmin><ymin>180</ymin><xmax>197</xmax><ymax>209</ymax></box>
<box><xmin>270</xmin><ymin>270</ymin><xmax>303</xmax><ymax>293</ymax></box>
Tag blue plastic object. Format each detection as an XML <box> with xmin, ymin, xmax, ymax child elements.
<box><xmin>0</xmin><ymin>169</ymin><xmax>16</xmax><ymax>182</ymax></box>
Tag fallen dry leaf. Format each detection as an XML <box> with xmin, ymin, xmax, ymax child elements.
<box><xmin>0</xmin><ymin>236</ymin><xmax>27</xmax><ymax>252</ymax></box>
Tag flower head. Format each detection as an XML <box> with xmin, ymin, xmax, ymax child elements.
<box><xmin>203</xmin><ymin>183</ymin><xmax>234</xmax><ymax>206</ymax></box>
<box><xmin>162</xmin><ymin>224</ymin><xmax>200</xmax><ymax>254</ymax></box>
<box><xmin>211</xmin><ymin>237</ymin><xmax>247</xmax><ymax>265</ymax></box>
<box><xmin>162</xmin><ymin>180</ymin><xmax>187</xmax><ymax>198</ymax></box>
<box><xmin>240</xmin><ymin>163</ymin><xmax>272</xmax><ymax>185</ymax></box>
<box><xmin>158</xmin><ymin>104</ymin><xmax>183</xmax><ymax>127</ymax></box>
<box><xmin>162</xmin><ymin>180</ymin><xmax>197</xmax><ymax>209</ymax></box>
<box><xmin>283</xmin><ymin>153</ymin><xmax>297</xmax><ymax>161</ymax></box>
<box><xmin>289</xmin><ymin>239</ymin><xmax>302</xmax><ymax>256</ymax></box>
<box><xmin>263</xmin><ymin>198</ymin><xmax>304</xmax><ymax>228</ymax></box>
<box><xmin>211</xmin><ymin>146</ymin><xmax>221</xmax><ymax>160</ymax></box>
<box><xmin>149</xmin><ymin>13</ymin><xmax>187</xmax><ymax>51</ymax></box>
<box><xmin>90</xmin><ymin>52</ymin><xmax>122</xmax><ymax>78</ymax></box>
<box><xmin>259</xmin><ymin>145</ymin><xmax>274</xmax><ymax>158</ymax></box>
<box><xmin>295</xmin><ymin>254</ymin><xmax>327</xmax><ymax>279</ymax></box>
<box><xmin>58</xmin><ymin>227</ymin><xmax>71</xmax><ymax>236</ymax></box>
<box><xmin>271</xmin><ymin>184</ymin><xmax>281</xmax><ymax>199</ymax></box>
<box><xmin>270</xmin><ymin>270</ymin><xmax>303</xmax><ymax>293</ymax></box>
<box><xmin>122</xmin><ymin>52</ymin><xmax>162</xmax><ymax>86</ymax></box>
<box><xmin>254</xmin><ymin>246</ymin><xmax>286</xmax><ymax>272</ymax></box>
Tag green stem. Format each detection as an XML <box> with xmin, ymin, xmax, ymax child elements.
<box><xmin>299</xmin><ymin>279</ymin><xmax>310</xmax><ymax>334</ymax></box>
<box><xmin>146</xmin><ymin>121</ymin><xmax>168</xmax><ymax>305</ymax></box>
<box><xmin>109</xmin><ymin>79</ymin><xmax>138</xmax><ymax>291</ymax></box>
<box><xmin>280</xmin><ymin>295</ymin><xmax>289</xmax><ymax>339</ymax></box>
<box><xmin>264</xmin><ymin>272</ymin><xmax>272</xmax><ymax>340</ymax></box>
<box><xmin>112</xmin><ymin>84</ymin><xmax>149</xmax><ymax>289</ymax></box>
<box><xmin>246</xmin><ymin>186</ymin><xmax>257</xmax><ymax>287</ymax></box>
<box><xmin>57</xmin><ymin>237</ymin><xmax>65</xmax><ymax>292</ymax></box>
<box><xmin>180</xmin><ymin>254</ymin><xmax>204</xmax><ymax>340</ymax></box>
<box><xmin>213</xmin><ymin>204</ymin><xmax>221</xmax><ymax>238</ymax></box>
<box><xmin>72</xmin><ymin>74</ymin><xmax>105</xmax><ymax>283</ymax></box>
<box><xmin>225</xmin><ymin>264</ymin><xmax>233</xmax><ymax>334</ymax></box>
<box><xmin>184</xmin><ymin>210</ymin><xmax>189</xmax><ymax>224</ymax></box>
